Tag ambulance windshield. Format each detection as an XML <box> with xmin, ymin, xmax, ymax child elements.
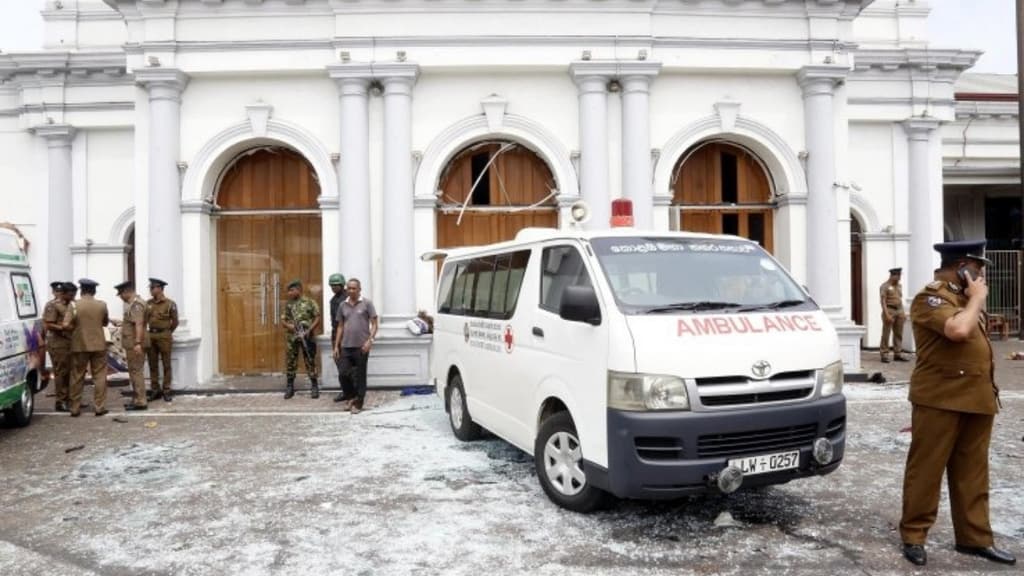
<box><xmin>590</xmin><ymin>237</ymin><xmax>812</xmax><ymax>314</ymax></box>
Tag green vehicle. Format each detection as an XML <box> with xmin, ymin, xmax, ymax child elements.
<box><xmin>0</xmin><ymin>228</ymin><xmax>47</xmax><ymax>427</ymax></box>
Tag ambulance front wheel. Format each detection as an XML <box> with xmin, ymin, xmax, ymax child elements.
<box><xmin>534</xmin><ymin>411</ymin><xmax>607</xmax><ymax>513</ymax></box>
<box><xmin>446</xmin><ymin>373</ymin><xmax>482</xmax><ymax>441</ymax></box>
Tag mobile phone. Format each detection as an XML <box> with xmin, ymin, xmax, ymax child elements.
<box><xmin>958</xmin><ymin>265</ymin><xmax>978</xmax><ymax>284</ymax></box>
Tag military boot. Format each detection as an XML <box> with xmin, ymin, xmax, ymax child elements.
<box><xmin>284</xmin><ymin>381</ymin><xmax>295</xmax><ymax>400</ymax></box>
<box><xmin>310</xmin><ymin>379</ymin><xmax>320</xmax><ymax>399</ymax></box>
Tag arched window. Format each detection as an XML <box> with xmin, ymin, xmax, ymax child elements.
<box><xmin>436</xmin><ymin>141</ymin><xmax>557</xmax><ymax>249</ymax></box>
<box><xmin>671</xmin><ymin>141</ymin><xmax>774</xmax><ymax>252</ymax></box>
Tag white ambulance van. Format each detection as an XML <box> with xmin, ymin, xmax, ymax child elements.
<box><xmin>428</xmin><ymin>228</ymin><xmax>845</xmax><ymax>511</ymax></box>
<box><xmin>0</xmin><ymin>227</ymin><xmax>47</xmax><ymax>427</ymax></box>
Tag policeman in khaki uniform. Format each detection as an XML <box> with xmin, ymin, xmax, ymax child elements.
<box><xmin>281</xmin><ymin>279</ymin><xmax>321</xmax><ymax>400</ymax></box>
<box><xmin>67</xmin><ymin>278</ymin><xmax>110</xmax><ymax>417</ymax></box>
<box><xmin>43</xmin><ymin>281</ymin><xmax>74</xmax><ymax>412</ymax></box>
<box><xmin>879</xmin><ymin>267</ymin><xmax>908</xmax><ymax>362</ymax></box>
<box><xmin>146</xmin><ymin>278</ymin><xmax>178</xmax><ymax>402</ymax></box>
<box><xmin>899</xmin><ymin>240</ymin><xmax>1016</xmax><ymax>567</ymax></box>
<box><xmin>114</xmin><ymin>281</ymin><xmax>149</xmax><ymax>411</ymax></box>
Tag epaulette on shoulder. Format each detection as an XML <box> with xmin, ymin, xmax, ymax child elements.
<box><xmin>925</xmin><ymin>281</ymin><xmax>943</xmax><ymax>291</ymax></box>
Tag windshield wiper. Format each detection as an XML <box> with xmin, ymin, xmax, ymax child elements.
<box><xmin>738</xmin><ymin>299</ymin><xmax>807</xmax><ymax>312</ymax></box>
<box><xmin>644</xmin><ymin>301</ymin><xmax>742</xmax><ymax>313</ymax></box>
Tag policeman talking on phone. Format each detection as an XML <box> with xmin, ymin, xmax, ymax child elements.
<box><xmin>898</xmin><ymin>240</ymin><xmax>1015</xmax><ymax>567</ymax></box>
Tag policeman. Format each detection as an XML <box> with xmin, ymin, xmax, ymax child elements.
<box><xmin>281</xmin><ymin>279</ymin><xmax>321</xmax><ymax>399</ymax></box>
<box><xmin>68</xmin><ymin>278</ymin><xmax>110</xmax><ymax>417</ymax></box>
<box><xmin>146</xmin><ymin>278</ymin><xmax>178</xmax><ymax>402</ymax></box>
<box><xmin>114</xmin><ymin>281</ymin><xmax>149</xmax><ymax>411</ymax></box>
<box><xmin>327</xmin><ymin>273</ymin><xmax>347</xmax><ymax>399</ymax></box>
<box><xmin>879</xmin><ymin>267</ymin><xmax>908</xmax><ymax>362</ymax></box>
<box><xmin>42</xmin><ymin>282</ymin><xmax>73</xmax><ymax>411</ymax></box>
<box><xmin>899</xmin><ymin>240</ymin><xmax>1016</xmax><ymax>567</ymax></box>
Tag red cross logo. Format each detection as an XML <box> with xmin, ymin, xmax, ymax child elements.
<box><xmin>503</xmin><ymin>325</ymin><xmax>514</xmax><ymax>353</ymax></box>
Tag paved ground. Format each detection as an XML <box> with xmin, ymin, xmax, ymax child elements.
<box><xmin>1</xmin><ymin>345</ymin><xmax>1022</xmax><ymax>576</ymax></box>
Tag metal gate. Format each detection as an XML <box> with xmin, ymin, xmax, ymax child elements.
<box><xmin>986</xmin><ymin>250</ymin><xmax>1021</xmax><ymax>336</ymax></box>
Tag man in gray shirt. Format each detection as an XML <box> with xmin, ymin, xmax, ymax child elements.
<box><xmin>332</xmin><ymin>278</ymin><xmax>378</xmax><ymax>413</ymax></box>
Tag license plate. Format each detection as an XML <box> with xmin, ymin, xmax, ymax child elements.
<box><xmin>727</xmin><ymin>450</ymin><xmax>800</xmax><ymax>476</ymax></box>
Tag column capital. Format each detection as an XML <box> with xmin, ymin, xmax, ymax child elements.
<box><xmin>902</xmin><ymin>117</ymin><xmax>941</xmax><ymax>141</ymax></box>
<box><xmin>797</xmin><ymin>65</ymin><xmax>847</xmax><ymax>97</ymax></box>
<box><xmin>375</xmin><ymin>62</ymin><xmax>420</xmax><ymax>84</ymax></box>
<box><xmin>32</xmin><ymin>123</ymin><xmax>76</xmax><ymax>147</ymax></box>
<box><xmin>327</xmin><ymin>62</ymin><xmax>374</xmax><ymax>93</ymax></box>
<box><xmin>135</xmin><ymin>67</ymin><xmax>190</xmax><ymax>102</ymax></box>
<box><xmin>570</xmin><ymin>61</ymin><xmax>615</xmax><ymax>86</ymax></box>
<box><xmin>620</xmin><ymin>62</ymin><xmax>662</xmax><ymax>95</ymax></box>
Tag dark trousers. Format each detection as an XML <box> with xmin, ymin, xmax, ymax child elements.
<box><xmin>339</xmin><ymin>347</ymin><xmax>369</xmax><ymax>407</ymax></box>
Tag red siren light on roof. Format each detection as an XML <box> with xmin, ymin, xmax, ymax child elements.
<box><xmin>610</xmin><ymin>198</ymin><xmax>634</xmax><ymax>228</ymax></box>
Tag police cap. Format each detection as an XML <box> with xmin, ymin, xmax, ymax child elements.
<box><xmin>888</xmin><ymin>267</ymin><xmax>902</xmax><ymax>275</ymax></box>
<box><xmin>77</xmin><ymin>278</ymin><xmax>99</xmax><ymax>288</ymax></box>
<box><xmin>114</xmin><ymin>280</ymin><xmax>134</xmax><ymax>294</ymax></box>
<box><xmin>149</xmin><ymin>277</ymin><xmax>168</xmax><ymax>288</ymax></box>
<box><xmin>63</xmin><ymin>282</ymin><xmax>78</xmax><ymax>293</ymax></box>
<box><xmin>287</xmin><ymin>279</ymin><xmax>302</xmax><ymax>290</ymax></box>
<box><xmin>50</xmin><ymin>281</ymin><xmax>65</xmax><ymax>291</ymax></box>
<box><xmin>328</xmin><ymin>273</ymin><xmax>346</xmax><ymax>286</ymax></box>
<box><xmin>933</xmin><ymin>240</ymin><xmax>992</xmax><ymax>266</ymax></box>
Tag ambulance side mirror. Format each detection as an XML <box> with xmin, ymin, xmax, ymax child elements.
<box><xmin>559</xmin><ymin>285</ymin><xmax>602</xmax><ymax>326</ymax></box>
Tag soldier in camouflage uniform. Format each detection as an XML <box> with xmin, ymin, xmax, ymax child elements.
<box><xmin>281</xmin><ymin>279</ymin><xmax>321</xmax><ymax>399</ymax></box>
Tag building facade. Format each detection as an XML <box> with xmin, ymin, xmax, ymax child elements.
<box><xmin>1</xmin><ymin>0</ymin><xmax>1019</xmax><ymax>387</ymax></box>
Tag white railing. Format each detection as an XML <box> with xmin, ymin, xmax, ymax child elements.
<box><xmin>986</xmin><ymin>250</ymin><xmax>1021</xmax><ymax>336</ymax></box>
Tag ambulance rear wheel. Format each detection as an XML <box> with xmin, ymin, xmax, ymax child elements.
<box><xmin>534</xmin><ymin>411</ymin><xmax>606</xmax><ymax>512</ymax></box>
<box><xmin>446</xmin><ymin>374</ymin><xmax>482</xmax><ymax>441</ymax></box>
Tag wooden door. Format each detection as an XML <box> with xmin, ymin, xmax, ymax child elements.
<box><xmin>215</xmin><ymin>147</ymin><xmax>322</xmax><ymax>375</ymax></box>
<box><xmin>851</xmin><ymin>216</ymin><xmax>864</xmax><ymax>326</ymax></box>
<box><xmin>673</xmin><ymin>143</ymin><xmax>774</xmax><ymax>252</ymax></box>
<box><xmin>436</xmin><ymin>142</ymin><xmax>558</xmax><ymax>250</ymax></box>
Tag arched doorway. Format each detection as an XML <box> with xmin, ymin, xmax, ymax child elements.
<box><xmin>850</xmin><ymin>214</ymin><xmax>864</xmax><ymax>326</ymax></box>
<box><xmin>436</xmin><ymin>141</ymin><xmax>558</xmax><ymax>249</ymax></box>
<box><xmin>671</xmin><ymin>142</ymin><xmax>774</xmax><ymax>252</ymax></box>
<box><xmin>215</xmin><ymin>147</ymin><xmax>323</xmax><ymax>375</ymax></box>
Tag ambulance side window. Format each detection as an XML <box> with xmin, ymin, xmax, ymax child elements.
<box><xmin>489</xmin><ymin>250</ymin><xmax>531</xmax><ymax>319</ymax></box>
<box><xmin>11</xmin><ymin>272</ymin><xmax>37</xmax><ymax>318</ymax></box>
<box><xmin>539</xmin><ymin>245</ymin><xmax>593</xmax><ymax>314</ymax></box>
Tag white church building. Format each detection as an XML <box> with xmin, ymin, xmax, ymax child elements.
<box><xmin>1</xmin><ymin>0</ymin><xmax>1019</xmax><ymax>388</ymax></box>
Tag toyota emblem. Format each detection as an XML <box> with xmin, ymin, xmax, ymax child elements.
<box><xmin>751</xmin><ymin>360</ymin><xmax>772</xmax><ymax>379</ymax></box>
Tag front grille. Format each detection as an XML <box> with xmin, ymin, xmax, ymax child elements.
<box><xmin>696</xmin><ymin>370</ymin><xmax>814</xmax><ymax>387</ymax></box>
<box><xmin>826</xmin><ymin>417</ymin><xmax>845</xmax><ymax>438</ymax></box>
<box><xmin>697</xmin><ymin>423</ymin><xmax>818</xmax><ymax>458</ymax></box>
<box><xmin>701</xmin><ymin>387</ymin><xmax>813</xmax><ymax>407</ymax></box>
<box><xmin>634</xmin><ymin>436</ymin><xmax>684</xmax><ymax>461</ymax></box>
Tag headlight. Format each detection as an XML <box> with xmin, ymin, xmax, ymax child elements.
<box><xmin>608</xmin><ymin>371</ymin><xmax>690</xmax><ymax>411</ymax></box>
<box><xmin>818</xmin><ymin>361</ymin><xmax>844</xmax><ymax>397</ymax></box>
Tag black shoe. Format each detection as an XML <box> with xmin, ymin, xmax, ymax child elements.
<box><xmin>55</xmin><ymin>401</ymin><xmax>69</xmax><ymax>413</ymax></box>
<box><xmin>147</xmin><ymin>390</ymin><xmax>163</xmax><ymax>401</ymax></box>
<box><xmin>70</xmin><ymin>411</ymin><xmax>81</xmax><ymax>418</ymax></box>
<box><xmin>333</xmin><ymin>393</ymin><xmax>352</xmax><ymax>403</ymax></box>
<box><xmin>894</xmin><ymin>355</ymin><xmax>910</xmax><ymax>362</ymax></box>
<box><xmin>95</xmin><ymin>409</ymin><xmax>109</xmax><ymax>417</ymax></box>
<box><xmin>881</xmin><ymin>356</ymin><xmax>891</xmax><ymax>364</ymax></box>
<box><xmin>163</xmin><ymin>391</ymin><xmax>173</xmax><ymax>402</ymax></box>
<box><xmin>955</xmin><ymin>545</ymin><xmax>1016</xmax><ymax>565</ymax></box>
<box><xmin>902</xmin><ymin>544</ymin><xmax>926</xmax><ymax>566</ymax></box>
<box><xmin>284</xmin><ymin>385</ymin><xmax>295</xmax><ymax>400</ymax></box>
<box><xmin>124</xmin><ymin>403</ymin><xmax>148</xmax><ymax>411</ymax></box>
<box><xmin>311</xmin><ymin>386</ymin><xmax>320</xmax><ymax>400</ymax></box>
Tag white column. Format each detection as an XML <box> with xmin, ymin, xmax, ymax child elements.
<box><xmin>570</xmin><ymin>63</ymin><xmax>613</xmax><ymax>229</ymax></box>
<box><xmin>135</xmin><ymin>68</ymin><xmax>189</xmax><ymax>314</ymax></box>
<box><xmin>620</xmin><ymin>63</ymin><xmax>661</xmax><ymax>229</ymax></box>
<box><xmin>377</xmin><ymin>63</ymin><xmax>419</xmax><ymax>321</ymax></box>
<box><xmin>34</xmin><ymin>124</ymin><xmax>75</xmax><ymax>284</ymax></box>
<box><xmin>797</xmin><ymin>66</ymin><xmax>846</xmax><ymax>315</ymax></box>
<box><xmin>328</xmin><ymin>64</ymin><xmax>373</xmax><ymax>289</ymax></box>
<box><xmin>904</xmin><ymin>118</ymin><xmax>942</xmax><ymax>296</ymax></box>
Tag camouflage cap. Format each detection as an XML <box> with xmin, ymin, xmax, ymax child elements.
<box><xmin>287</xmin><ymin>279</ymin><xmax>302</xmax><ymax>290</ymax></box>
<box><xmin>328</xmin><ymin>273</ymin><xmax>346</xmax><ymax>286</ymax></box>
